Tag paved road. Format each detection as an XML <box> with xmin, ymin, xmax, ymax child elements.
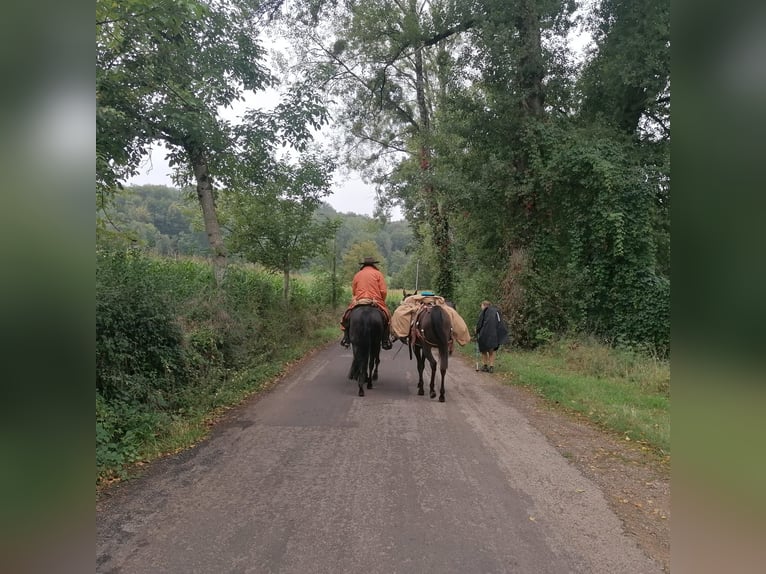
<box><xmin>97</xmin><ymin>342</ymin><xmax>662</xmax><ymax>573</ymax></box>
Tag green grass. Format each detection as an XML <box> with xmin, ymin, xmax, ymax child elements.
<box><xmin>463</xmin><ymin>337</ymin><xmax>670</xmax><ymax>457</ymax></box>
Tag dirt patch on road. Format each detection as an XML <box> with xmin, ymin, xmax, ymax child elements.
<box><xmin>490</xmin><ymin>371</ymin><xmax>670</xmax><ymax>572</ymax></box>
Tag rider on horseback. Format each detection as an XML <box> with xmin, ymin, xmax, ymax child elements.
<box><xmin>340</xmin><ymin>256</ymin><xmax>393</xmax><ymax>350</ymax></box>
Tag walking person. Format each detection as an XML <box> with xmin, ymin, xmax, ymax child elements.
<box><xmin>340</xmin><ymin>256</ymin><xmax>393</xmax><ymax>350</ymax></box>
<box><xmin>475</xmin><ymin>300</ymin><xmax>509</xmax><ymax>372</ymax></box>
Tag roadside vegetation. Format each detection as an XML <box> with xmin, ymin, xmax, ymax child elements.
<box><xmin>461</xmin><ymin>339</ymin><xmax>670</xmax><ymax>458</ymax></box>
<box><xmin>97</xmin><ymin>241</ymin><xmax>670</xmax><ymax>489</ymax></box>
<box><xmin>96</xmin><ymin>244</ymin><xmax>343</xmax><ymax>486</ymax></box>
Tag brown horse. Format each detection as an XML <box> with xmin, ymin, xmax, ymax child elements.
<box><xmin>410</xmin><ymin>304</ymin><xmax>452</xmax><ymax>402</ymax></box>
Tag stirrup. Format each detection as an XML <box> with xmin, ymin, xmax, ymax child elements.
<box><xmin>381</xmin><ymin>337</ymin><xmax>392</xmax><ymax>350</ymax></box>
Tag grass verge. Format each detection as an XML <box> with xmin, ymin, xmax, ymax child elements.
<box><xmin>463</xmin><ymin>337</ymin><xmax>670</xmax><ymax>458</ymax></box>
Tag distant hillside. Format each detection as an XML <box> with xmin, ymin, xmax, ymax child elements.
<box><xmin>98</xmin><ymin>185</ymin><xmax>418</xmax><ymax>284</ymax></box>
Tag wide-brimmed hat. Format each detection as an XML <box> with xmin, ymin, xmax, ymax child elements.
<box><xmin>359</xmin><ymin>256</ymin><xmax>380</xmax><ymax>266</ymax></box>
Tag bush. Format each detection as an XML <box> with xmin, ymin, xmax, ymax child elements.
<box><xmin>96</xmin><ymin>248</ymin><xmax>191</xmax><ymax>402</ymax></box>
<box><xmin>96</xmin><ymin>246</ymin><xmax>340</xmax><ymax>483</ymax></box>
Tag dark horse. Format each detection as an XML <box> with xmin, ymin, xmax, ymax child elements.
<box><xmin>347</xmin><ymin>304</ymin><xmax>383</xmax><ymax>397</ymax></box>
<box><xmin>410</xmin><ymin>304</ymin><xmax>452</xmax><ymax>402</ymax></box>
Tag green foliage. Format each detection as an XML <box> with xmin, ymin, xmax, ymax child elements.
<box><xmin>223</xmin><ymin>155</ymin><xmax>340</xmax><ymax>300</ymax></box>
<box><xmin>341</xmin><ymin>240</ymin><xmax>386</xmax><ymax>283</ymax></box>
<box><xmin>579</xmin><ymin>0</ymin><xmax>670</xmax><ymax>136</ymax></box>
<box><xmin>306</xmin><ymin>270</ymin><xmax>345</xmax><ymax>307</ymax></box>
<box><xmin>520</xmin><ymin>121</ymin><xmax>669</xmax><ymax>355</ymax></box>
<box><xmin>96</xmin><ymin>247</ymin><xmax>196</xmax><ymax>403</ymax></box>
<box><xmin>97</xmin><ymin>185</ymin><xmax>208</xmax><ymax>255</ymax></box>
<box><xmin>96</xmin><ymin>245</ymin><xmax>338</xmax><ymax>483</ymax></box>
<box><xmin>96</xmin><ymin>0</ymin><xmax>277</xmax><ymax>191</ymax></box>
<box><xmin>390</xmin><ymin>223</ymin><xmax>437</xmax><ymax>290</ymax></box>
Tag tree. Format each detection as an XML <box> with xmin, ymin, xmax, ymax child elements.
<box><xmin>579</xmin><ymin>0</ymin><xmax>670</xmax><ymax>138</ymax></box>
<box><xmin>224</xmin><ymin>155</ymin><xmax>340</xmax><ymax>302</ymax></box>
<box><xmin>97</xmin><ymin>0</ymin><xmax>326</xmax><ymax>282</ymax></box>
<box><xmin>341</xmin><ymin>241</ymin><xmax>386</xmax><ymax>284</ymax></box>
<box><xmin>286</xmin><ymin>0</ymin><xmax>476</xmax><ymax>299</ymax></box>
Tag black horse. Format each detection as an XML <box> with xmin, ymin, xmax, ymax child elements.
<box><xmin>410</xmin><ymin>304</ymin><xmax>452</xmax><ymax>402</ymax></box>
<box><xmin>347</xmin><ymin>304</ymin><xmax>383</xmax><ymax>397</ymax></box>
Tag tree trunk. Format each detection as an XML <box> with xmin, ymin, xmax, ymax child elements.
<box><xmin>188</xmin><ymin>146</ymin><xmax>227</xmax><ymax>285</ymax></box>
<box><xmin>510</xmin><ymin>0</ymin><xmax>546</xmax><ymax>248</ymax></box>
<box><xmin>414</xmin><ymin>40</ymin><xmax>454</xmax><ymax>299</ymax></box>
<box><xmin>516</xmin><ymin>2</ymin><xmax>545</xmax><ymax>116</ymax></box>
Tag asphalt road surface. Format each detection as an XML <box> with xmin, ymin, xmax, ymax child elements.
<box><xmin>97</xmin><ymin>342</ymin><xmax>663</xmax><ymax>574</ymax></box>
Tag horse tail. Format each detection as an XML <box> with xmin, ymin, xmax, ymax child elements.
<box><xmin>431</xmin><ymin>306</ymin><xmax>451</xmax><ymax>358</ymax></box>
<box><xmin>348</xmin><ymin>307</ymin><xmax>368</xmax><ymax>381</ymax></box>
<box><xmin>357</xmin><ymin>312</ymin><xmax>371</xmax><ymax>378</ymax></box>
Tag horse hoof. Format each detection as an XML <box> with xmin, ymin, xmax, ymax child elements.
<box><xmin>430</xmin><ymin>391</ymin><xmax>436</xmax><ymax>399</ymax></box>
<box><xmin>439</xmin><ymin>396</ymin><xmax>445</xmax><ymax>403</ymax></box>
<box><xmin>367</xmin><ymin>382</ymin><xmax>373</xmax><ymax>389</ymax></box>
<box><xmin>417</xmin><ymin>389</ymin><xmax>424</xmax><ymax>396</ymax></box>
<box><xmin>358</xmin><ymin>389</ymin><xmax>364</xmax><ymax>397</ymax></box>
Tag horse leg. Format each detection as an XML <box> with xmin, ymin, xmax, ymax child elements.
<box><xmin>427</xmin><ymin>350</ymin><xmax>438</xmax><ymax>399</ymax></box>
<box><xmin>359</xmin><ymin>346</ymin><xmax>369</xmax><ymax>396</ymax></box>
<box><xmin>356</xmin><ymin>367</ymin><xmax>364</xmax><ymax>396</ymax></box>
<box><xmin>366</xmin><ymin>350</ymin><xmax>374</xmax><ymax>389</ymax></box>
<box><xmin>414</xmin><ymin>346</ymin><xmax>425</xmax><ymax>396</ymax></box>
<box><xmin>438</xmin><ymin>367</ymin><xmax>446</xmax><ymax>402</ymax></box>
<box><xmin>439</xmin><ymin>348</ymin><xmax>448</xmax><ymax>402</ymax></box>
<box><xmin>371</xmin><ymin>341</ymin><xmax>380</xmax><ymax>382</ymax></box>
<box><xmin>355</xmin><ymin>345</ymin><xmax>366</xmax><ymax>396</ymax></box>
<box><xmin>348</xmin><ymin>347</ymin><xmax>358</xmax><ymax>381</ymax></box>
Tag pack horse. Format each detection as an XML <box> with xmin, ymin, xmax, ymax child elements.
<box><xmin>410</xmin><ymin>304</ymin><xmax>452</xmax><ymax>402</ymax></box>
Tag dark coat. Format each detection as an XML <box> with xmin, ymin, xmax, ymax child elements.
<box><xmin>475</xmin><ymin>305</ymin><xmax>509</xmax><ymax>352</ymax></box>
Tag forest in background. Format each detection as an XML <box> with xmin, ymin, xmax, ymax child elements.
<box><xmin>98</xmin><ymin>184</ymin><xmax>421</xmax><ymax>288</ymax></box>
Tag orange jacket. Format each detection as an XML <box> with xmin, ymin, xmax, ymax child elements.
<box><xmin>351</xmin><ymin>265</ymin><xmax>390</xmax><ymax>320</ymax></box>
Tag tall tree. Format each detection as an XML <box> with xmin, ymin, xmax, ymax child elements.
<box><xmin>579</xmin><ymin>0</ymin><xmax>670</xmax><ymax>137</ymax></box>
<box><xmin>287</xmin><ymin>0</ymin><xmax>475</xmax><ymax>298</ymax></box>
<box><xmin>96</xmin><ymin>0</ymin><xmax>326</xmax><ymax>282</ymax></box>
